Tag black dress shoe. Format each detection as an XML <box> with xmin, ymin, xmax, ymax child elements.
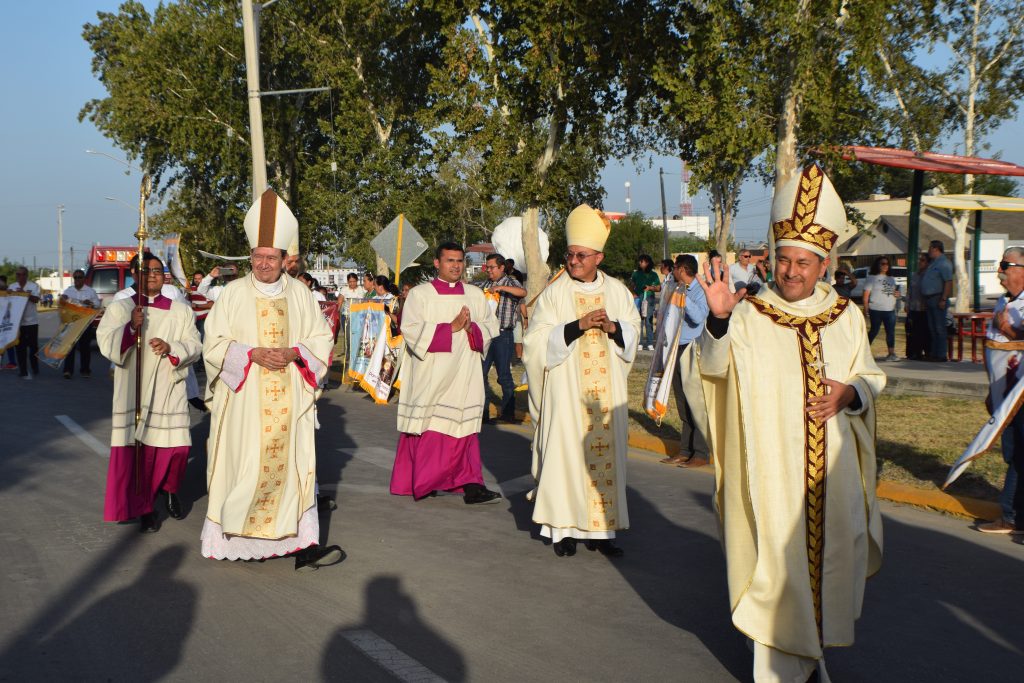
<box><xmin>188</xmin><ymin>397</ymin><xmax>209</xmax><ymax>412</ymax></box>
<box><xmin>585</xmin><ymin>539</ymin><xmax>624</xmax><ymax>557</ymax></box>
<box><xmin>553</xmin><ymin>538</ymin><xmax>577</xmax><ymax>557</ymax></box>
<box><xmin>294</xmin><ymin>545</ymin><xmax>345</xmax><ymax>572</ymax></box>
<box><xmin>139</xmin><ymin>513</ymin><xmax>159</xmax><ymax>533</ymax></box>
<box><xmin>463</xmin><ymin>485</ymin><xmax>502</xmax><ymax>505</ymax></box>
<box><xmin>165</xmin><ymin>492</ymin><xmax>183</xmax><ymax>519</ymax></box>
<box><xmin>317</xmin><ymin>495</ymin><xmax>337</xmax><ymax>512</ymax></box>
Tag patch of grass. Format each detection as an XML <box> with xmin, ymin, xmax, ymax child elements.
<box><xmin>486</xmin><ymin>356</ymin><xmax>1007</xmax><ymax>502</ymax></box>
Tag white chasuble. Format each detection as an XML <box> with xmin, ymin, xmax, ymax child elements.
<box><xmin>525</xmin><ymin>272</ymin><xmax>640</xmax><ymax>534</ymax></box>
<box><xmin>97</xmin><ymin>296</ymin><xmax>201</xmax><ymax>448</ymax></box>
<box><xmin>688</xmin><ymin>282</ymin><xmax>885</xmax><ymax>660</ymax></box>
<box><xmin>396</xmin><ymin>280</ymin><xmax>498</xmax><ymax>438</ymax></box>
<box><xmin>202</xmin><ymin>275</ymin><xmax>333</xmax><ymax>541</ymax></box>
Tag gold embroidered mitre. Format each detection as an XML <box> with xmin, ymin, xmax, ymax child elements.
<box><xmin>770</xmin><ymin>164</ymin><xmax>845</xmax><ymax>258</ymax></box>
<box><xmin>244</xmin><ymin>188</ymin><xmax>299</xmax><ymax>251</ymax></box>
<box><xmin>566</xmin><ymin>204</ymin><xmax>611</xmax><ymax>252</ymax></box>
<box><xmin>286</xmin><ymin>235</ymin><xmax>300</xmax><ymax>257</ymax></box>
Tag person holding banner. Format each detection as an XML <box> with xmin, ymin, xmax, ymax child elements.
<box><xmin>976</xmin><ymin>248</ymin><xmax>1024</xmax><ymax>536</ymax></box>
<box><xmin>390</xmin><ymin>242</ymin><xmax>502</xmax><ymax>505</ymax></box>
<box><xmin>10</xmin><ymin>267</ymin><xmax>41</xmax><ymax>380</ymax></box>
<box><xmin>648</xmin><ymin>255</ymin><xmax>709</xmax><ymax>467</ymax></box>
<box><xmin>60</xmin><ymin>270</ymin><xmax>99</xmax><ymax>379</ymax></box>
<box><xmin>688</xmin><ymin>164</ymin><xmax>885</xmax><ymax>682</ymax></box>
<box><xmin>200</xmin><ymin>189</ymin><xmax>341</xmax><ymax>571</ymax></box>
<box><xmin>97</xmin><ymin>254</ymin><xmax>202</xmax><ymax>532</ymax></box>
<box><xmin>524</xmin><ymin>205</ymin><xmax>640</xmax><ymax>558</ymax></box>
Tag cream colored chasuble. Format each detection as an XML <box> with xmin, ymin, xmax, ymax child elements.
<box><xmin>525</xmin><ymin>272</ymin><xmax>640</xmax><ymax>539</ymax></box>
<box><xmin>689</xmin><ymin>282</ymin><xmax>885</xmax><ymax>662</ymax></box>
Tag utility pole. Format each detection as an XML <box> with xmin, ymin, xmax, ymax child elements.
<box><xmin>57</xmin><ymin>204</ymin><xmax>65</xmax><ymax>293</ymax></box>
<box><xmin>658</xmin><ymin>168</ymin><xmax>669</xmax><ymax>260</ymax></box>
<box><xmin>241</xmin><ymin>0</ymin><xmax>267</xmax><ymax>202</ymax></box>
<box><xmin>70</xmin><ymin>246</ymin><xmax>75</xmax><ymax>273</ymax></box>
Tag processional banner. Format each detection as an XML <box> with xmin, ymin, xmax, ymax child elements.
<box><xmin>643</xmin><ymin>287</ymin><xmax>686</xmax><ymax>424</ymax></box>
<box><xmin>945</xmin><ymin>377</ymin><xmax>1024</xmax><ymax>489</ymax></box>
<box><xmin>0</xmin><ymin>291</ymin><xmax>29</xmax><ymax>353</ymax></box>
<box><xmin>38</xmin><ymin>301</ymin><xmax>100</xmax><ymax>369</ymax></box>
<box><xmin>319</xmin><ymin>301</ymin><xmax>340</xmax><ymax>338</ymax></box>
<box><xmin>359</xmin><ymin>320</ymin><xmax>403</xmax><ymax>404</ymax></box>
<box><xmin>348</xmin><ymin>300</ymin><xmax>386</xmax><ymax>382</ymax></box>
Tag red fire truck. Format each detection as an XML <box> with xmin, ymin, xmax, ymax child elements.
<box><xmin>84</xmin><ymin>246</ymin><xmax>142</xmax><ymax>307</ymax></box>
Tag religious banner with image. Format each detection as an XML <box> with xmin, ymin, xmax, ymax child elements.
<box><xmin>38</xmin><ymin>301</ymin><xmax>101</xmax><ymax>369</ymax></box>
<box><xmin>0</xmin><ymin>291</ymin><xmax>30</xmax><ymax>352</ymax></box>
<box><xmin>359</xmin><ymin>321</ymin><xmax>404</xmax><ymax>404</ymax></box>
<box><xmin>347</xmin><ymin>300</ymin><xmax>386</xmax><ymax>382</ymax></box>
<box><xmin>319</xmin><ymin>301</ymin><xmax>340</xmax><ymax>338</ymax></box>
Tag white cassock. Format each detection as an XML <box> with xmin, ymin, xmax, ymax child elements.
<box><xmin>524</xmin><ymin>271</ymin><xmax>640</xmax><ymax>541</ymax></box>
<box><xmin>114</xmin><ymin>285</ymin><xmax>201</xmax><ymax>401</ymax></box>
<box><xmin>685</xmin><ymin>282</ymin><xmax>885</xmax><ymax>682</ymax></box>
<box><xmin>200</xmin><ymin>274</ymin><xmax>334</xmax><ymax>560</ymax></box>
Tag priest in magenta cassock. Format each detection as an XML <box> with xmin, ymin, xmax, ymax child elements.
<box><xmin>686</xmin><ymin>164</ymin><xmax>885</xmax><ymax>682</ymax></box>
<box><xmin>201</xmin><ymin>189</ymin><xmax>341</xmax><ymax>571</ymax></box>
<box><xmin>390</xmin><ymin>241</ymin><xmax>502</xmax><ymax>505</ymax></box>
<box><xmin>524</xmin><ymin>205</ymin><xmax>640</xmax><ymax>558</ymax></box>
<box><xmin>98</xmin><ymin>253</ymin><xmax>202</xmax><ymax>533</ymax></box>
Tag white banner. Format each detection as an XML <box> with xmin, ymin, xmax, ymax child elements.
<box><xmin>0</xmin><ymin>292</ymin><xmax>29</xmax><ymax>352</ymax></box>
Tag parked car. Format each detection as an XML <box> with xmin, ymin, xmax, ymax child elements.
<box><xmin>848</xmin><ymin>266</ymin><xmax>908</xmax><ymax>300</ymax></box>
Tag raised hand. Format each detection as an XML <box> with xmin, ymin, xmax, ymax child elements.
<box><xmin>697</xmin><ymin>257</ymin><xmax>746</xmax><ymax>319</ymax></box>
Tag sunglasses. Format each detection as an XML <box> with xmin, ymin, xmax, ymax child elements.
<box><xmin>1000</xmin><ymin>261</ymin><xmax>1024</xmax><ymax>271</ymax></box>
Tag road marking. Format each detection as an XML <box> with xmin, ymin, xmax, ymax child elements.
<box><xmin>341</xmin><ymin>629</ymin><xmax>447</xmax><ymax>683</ymax></box>
<box><xmin>55</xmin><ymin>415</ymin><xmax>108</xmax><ymax>457</ymax></box>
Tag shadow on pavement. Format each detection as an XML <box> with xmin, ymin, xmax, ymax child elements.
<box><xmin>321</xmin><ymin>575</ymin><xmax>465</xmax><ymax>682</ymax></box>
<box><xmin>0</xmin><ymin>544</ymin><xmax>197</xmax><ymax>681</ymax></box>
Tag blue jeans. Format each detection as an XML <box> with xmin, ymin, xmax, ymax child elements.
<box><xmin>924</xmin><ymin>295</ymin><xmax>947</xmax><ymax>359</ymax></box>
<box><xmin>868</xmin><ymin>309</ymin><xmax>896</xmax><ymax>349</ymax></box>
<box><xmin>482</xmin><ymin>328</ymin><xmax>515</xmax><ymax>418</ymax></box>
<box><xmin>1000</xmin><ymin>428</ymin><xmax>1019</xmax><ymax>523</ymax></box>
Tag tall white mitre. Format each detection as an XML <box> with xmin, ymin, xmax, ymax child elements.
<box><xmin>243</xmin><ymin>188</ymin><xmax>299</xmax><ymax>251</ymax></box>
<box><xmin>770</xmin><ymin>164</ymin><xmax>845</xmax><ymax>258</ymax></box>
<box><xmin>565</xmin><ymin>204</ymin><xmax>611</xmax><ymax>252</ymax></box>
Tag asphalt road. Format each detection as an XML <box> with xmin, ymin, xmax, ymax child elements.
<box><xmin>0</xmin><ymin>311</ymin><xmax>1021</xmax><ymax>681</ymax></box>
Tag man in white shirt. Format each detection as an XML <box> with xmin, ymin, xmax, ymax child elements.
<box><xmin>60</xmin><ymin>269</ymin><xmax>100</xmax><ymax>379</ymax></box>
<box><xmin>728</xmin><ymin>249</ymin><xmax>761</xmax><ymax>294</ymax></box>
<box><xmin>195</xmin><ymin>266</ymin><xmax>237</xmax><ymax>303</ymax></box>
<box><xmin>10</xmin><ymin>266</ymin><xmax>41</xmax><ymax>379</ymax></box>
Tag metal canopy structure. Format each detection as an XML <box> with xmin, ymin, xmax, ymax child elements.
<box><xmin>837</xmin><ymin>146</ymin><xmax>1024</xmax><ymax>310</ymax></box>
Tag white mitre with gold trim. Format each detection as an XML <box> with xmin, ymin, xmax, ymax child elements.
<box><xmin>244</xmin><ymin>188</ymin><xmax>299</xmax><ymax>251</ymax></box>
<box><xmin>566</xmin><ymin>204</ymin><xmax>611</xmax><ymax>252</ymax></box>
<box><xmin>287</xmin><ymin>235</ymin><xmax>300</xmax><ymax>257</ymax></box>
<box><xmin>770</xmin><ymin>164</ymin><xmax>845</xmax><ymax>258</ymax></box>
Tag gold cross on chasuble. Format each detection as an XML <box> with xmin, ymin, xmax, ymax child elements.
<box><xmin>243</xmin><ymin>296</ymin><xmax>292</xmax><ymax>539</ymax></box>
<box><xmin>748</xmin><ymin>295</ymin><xmax>849</xmax><ymax>644</ymax></box>
<box><xmin>574</xmin><ymin>291</ymin><xmax>618</xmax><ymax>531</ymax></box>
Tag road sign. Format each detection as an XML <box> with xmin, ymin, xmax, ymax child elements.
<box><xmin>370</xmin><ymin>214</ymin><xmax>427</xmax><ymax>282</ymax></box>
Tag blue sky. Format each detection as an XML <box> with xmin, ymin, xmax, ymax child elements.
<box><xmin>2</xmin><ymin>1</ymin><xmax>1022</xmax><ymax>269</ymax></box>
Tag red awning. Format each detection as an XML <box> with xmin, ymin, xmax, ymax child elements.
<box><xmin>839</xmin><ymin>145</ymin><xmax>1024</xmax><ymax>176</ymax></box>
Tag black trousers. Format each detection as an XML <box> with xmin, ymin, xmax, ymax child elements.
<box><xmin>15</xmin><ymin>324</ymin><xmax>39</xmax><ymax>376</ymax></box>
<box><xmin>63</xmin><ymin>326</ymin><xmax>95</xmax><ymax>375</ymax></box>
<box><xmin>905</xmin><ymin>310</ymin><xmax>929</xmax><ymax>360</ymax></box>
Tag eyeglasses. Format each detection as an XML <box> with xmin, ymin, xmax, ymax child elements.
<box><xmin>879</xmin><ymin>261</ymin><xmax>889</xmax><ymax>266</ymax></box>
<box><xmin>739</xmin><ymin>254</ymin><xmax>751</xmax><ymax>259</ymax></box>
<box><xmin>139</xmin><ymin>268</ymin><xmax>162</xmax><ymax>275</ymax></box>
<box><xmin>565</xmin><ymin>251</ymin><xmax>599</xmax><ymax>262</ymax></box>
<box><xmin>999</xmin><ymin>261</ymin><xmax>1024</xmax><ymax>271</ymax></box>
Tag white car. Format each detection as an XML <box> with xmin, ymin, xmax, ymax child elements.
<box><xmin>848</xmin><ymin>265</ymin><xmax>908</xmax><ymax>300</ymax></box>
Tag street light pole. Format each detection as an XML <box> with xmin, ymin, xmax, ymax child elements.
<box><xmin>658</xmin><ymin>168</ymin><xmax>669</xmax><ymax>261</ymax></box>
<box><xmin>625</xmin><ymin>181</ymin><xmax>631</xmax><ymax>214</ymax></box>
<box><xmin>57</xmin><ymin>204</ymin><xmax>65</xmax><ymax>294</ymax></box>
<box><xmin>241</xmin><ymin>0</ymin><xmax>268</xmax><ymax>202</ymax></box>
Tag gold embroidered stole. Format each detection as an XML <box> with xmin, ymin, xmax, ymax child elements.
<box><xmin>748</xmin><ymin>295</ymin><xmax>849</xmax><ymax>642</ymax></box>
<box><xmin>242</xmin><ymin>297</ymin><xmax>291</xmax><ymax>538</ymax></box>
<box><xmin>574</xmin><ymin>290</ymin><xmax>618</xmax><ymax>531</ymax></box>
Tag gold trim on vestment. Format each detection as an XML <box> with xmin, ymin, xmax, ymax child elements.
<box><xmin>748</xmin><ymin>295</ymin><xmax>850</xmax><ymax>644</ymax></box>
<box><xmin>242</xmin><ymin>297</ymin><xmax>291</xmax><ymax>538</ymax></box>
<box><xmin>575</xmin><ymin>291</ymin><xmax>618</xmax><ymax>531</ymax></box>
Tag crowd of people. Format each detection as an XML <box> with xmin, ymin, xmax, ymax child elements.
<box><xmin>6</xmin><ymin>164</ymin><xmax>1020</xmax><ymax>683</ymax></box>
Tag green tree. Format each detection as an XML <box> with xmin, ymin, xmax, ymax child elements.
<box><xmin>601</xmin><ymin>214</ymin><xmax>662</xmax><ymax>277</ymax></box>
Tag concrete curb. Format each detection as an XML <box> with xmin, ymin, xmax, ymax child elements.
<box><xmin>329</xmin><ymin>374</ymin><xmax>1001</xmax><ymax>522</ymax></box>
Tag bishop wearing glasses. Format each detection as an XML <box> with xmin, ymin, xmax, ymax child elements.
<box><xmin>524</xmin><ymin>205</ymin><xmax>640</xmax><ymax>558</ymax></box>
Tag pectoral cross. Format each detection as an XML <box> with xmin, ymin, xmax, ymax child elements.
<box><xmin>808</xmin><ymin>354</ymin><xmax>828</xmax><ymax>377</ymax></box>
